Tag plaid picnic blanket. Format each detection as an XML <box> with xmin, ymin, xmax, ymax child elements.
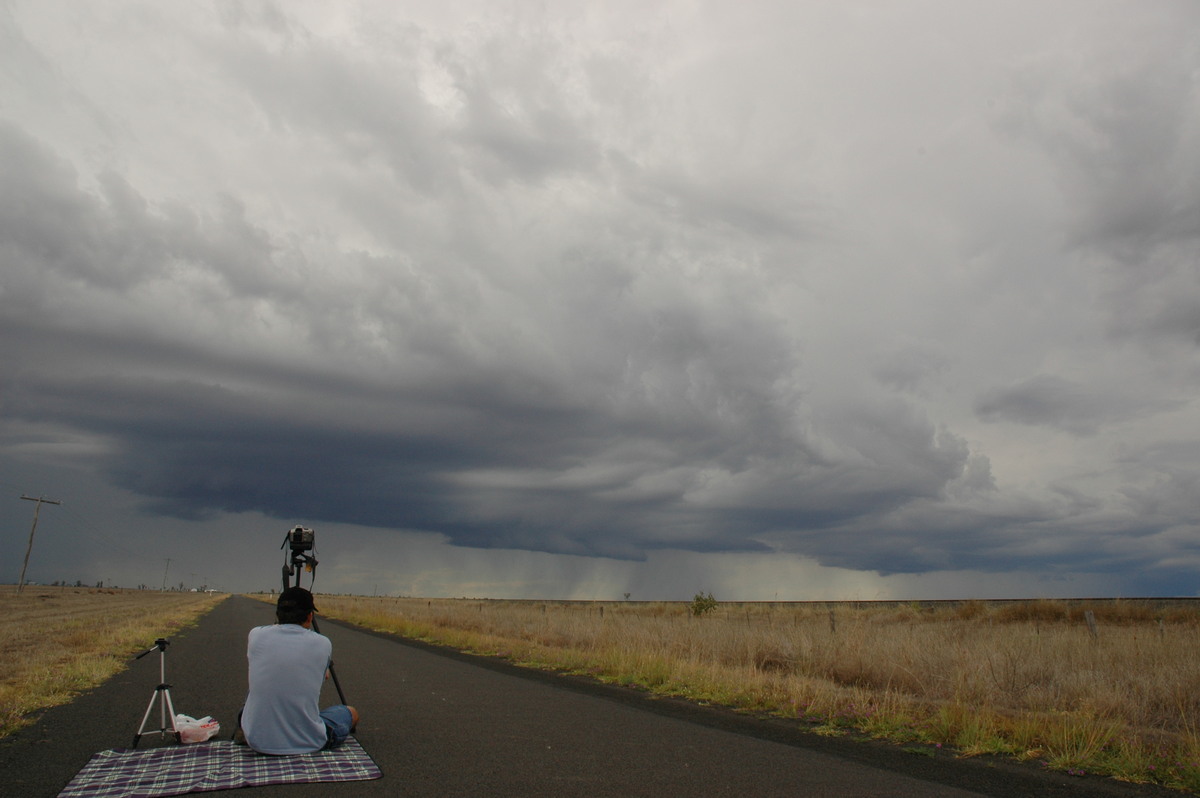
<box><xmin>58</xmin><ymin>737</ymin><xmax>382</xmax><ymax>798</ymax></box>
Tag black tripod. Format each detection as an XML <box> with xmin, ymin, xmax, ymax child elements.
<box><xmin>132</xmin><ymin>638</ymin><xmax>179</xmax><ymax>747</ymax></box>
<box><xmin>281</xmin><ymin>538</ymin><xmax>348</xmax><ymax>706</ymax></box>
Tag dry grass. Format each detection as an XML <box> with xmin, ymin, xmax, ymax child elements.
<box><xmin>315</xmin><ymin>596</ymin><xmax>1200</xmax><ymax>791</ymax></box>
<box><xmin>0</xmin><ymin>586</ymin><xmax>225</xmax><ymax>738</ymax></box>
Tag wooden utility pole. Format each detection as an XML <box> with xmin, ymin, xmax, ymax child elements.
<box><xmin>18</xmin><ymin>495</ymin><xmax>62</xmax><ymax>593</ymax></box>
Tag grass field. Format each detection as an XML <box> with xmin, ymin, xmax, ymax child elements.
<box><xmin>0</xmin><ymin>586</ymin><xmax>224</xmax><ymax>738</ymax></box>
<box><xmin>315</xmin><ymin>595</ymin><xmax>1200</xmax><ymax>792</ymax></box>
<box><xmin>10</xmin><ymin>588</ymin><xmax>1198</xmax><ymax>791</ymax></box>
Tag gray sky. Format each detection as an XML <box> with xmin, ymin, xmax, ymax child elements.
<box><xmin>3</xmin><ymin>1</ymin><xmax>1199</xmax><ymax>599</ymax></box>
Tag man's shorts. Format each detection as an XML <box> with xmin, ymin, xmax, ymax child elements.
<box><xmin>320</xmin><ymin>705</ymin><xmax>354</xmax><ymax>748</ymax></box>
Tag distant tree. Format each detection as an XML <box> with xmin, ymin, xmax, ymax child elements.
<box><xmin>690</xmin><ymin>591</ymin><xmax>718</xmax><ymax>617</ymax></box>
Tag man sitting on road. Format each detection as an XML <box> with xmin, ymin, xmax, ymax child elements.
<box><xmin>238</xmin><ymin>587</ymin><xmax>360</xmax><ymax>754</ymax></box>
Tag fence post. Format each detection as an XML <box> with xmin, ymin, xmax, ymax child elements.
<box><xmin>1084</xmin><ymin>609</ymin><xmax>1099</xmax><ymax>641</ymax></box>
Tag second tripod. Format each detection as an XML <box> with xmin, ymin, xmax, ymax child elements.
<box><xmin>132</xmin><ymin>638</ymin><xmax>178</xmax><ymax>748</ymax></box>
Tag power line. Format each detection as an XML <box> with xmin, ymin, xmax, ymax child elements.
<box><xmin>18</xmin><ymin>494</ymin><xmax>62</xmax><ymax>593</ymax></box>
<box><xmin>1</xmin><ymin>477</ymin><xmax>174</xmax><ymax>588</ymax></box>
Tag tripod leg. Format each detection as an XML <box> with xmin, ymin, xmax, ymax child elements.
<box><xmin>310</xmin><ymin>617</ymin><xmax>349</xmax><ymax>706</ymax></box>
<box><xmin>327</xmin><ymin>661</ymin><xmax>348</xmax><ymax>706</ymax></box>
<box><xmin>133</xmin><ymin>690</ymin><xmax>159</xmax><ymax>748</ymax></box>
<box><xmin>163</xmin><ymin>688</ymin><xmax>180</xmax><ymax>743</ymax></box>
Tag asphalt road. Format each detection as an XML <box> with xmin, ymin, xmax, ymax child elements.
<box><xmin>0</xmin><ymin>596</ymin><xmax>1184</xmax><ymax>797</ymax></box>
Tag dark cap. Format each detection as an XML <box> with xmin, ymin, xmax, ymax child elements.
<box><xmin>278</xmin><ymin>586</ymin><xmax>318</xmax><ymax>615</ymax></box>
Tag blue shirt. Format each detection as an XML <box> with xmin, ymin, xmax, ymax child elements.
<box><xmin>242</xmin><ymin>623</ymin><xmax>332</xmax><ymax>754</ymax></box>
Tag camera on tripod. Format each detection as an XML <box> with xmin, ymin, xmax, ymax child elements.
<box><xmin>276</xmin><ymin>524</ymin><xmax>349</xmax><ymax>706</ymax></box>
<box><xmin>282</xmin><ymin>526</ymin><xmax>318</xmax><ymax>591</ymax></box>
<box><xmin>287</xmin><ymin>526</ymin><xmax>315</xmax><ymax>554</ymax></box>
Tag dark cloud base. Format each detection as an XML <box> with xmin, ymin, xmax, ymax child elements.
<box><xmin>3</xmin><ymin>3</ymin><xmax>1200</xmax><ymax>597</ymax></box>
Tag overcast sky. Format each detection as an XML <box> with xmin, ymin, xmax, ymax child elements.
<box><xmin>2</xmin><ymin>1</ymin><xmax>1199</xmax><ymax>599</ymax></box>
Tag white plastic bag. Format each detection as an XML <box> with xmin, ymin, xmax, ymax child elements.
<box><xmin>175</xmin><ymin>714</ymin><xmax>221</xmax><ymax>744</ymax></box>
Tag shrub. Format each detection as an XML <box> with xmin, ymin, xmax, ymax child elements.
<box><xmin>690</xmin><ymin>592</ymin><xmax>718</xmax><ymax>617</ymax></box>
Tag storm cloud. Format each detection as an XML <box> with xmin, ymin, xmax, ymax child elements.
<box><xmin>2</xmin><ymin>1</ymin><xmax>1199</xmax><ymax>598</ymax></box>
